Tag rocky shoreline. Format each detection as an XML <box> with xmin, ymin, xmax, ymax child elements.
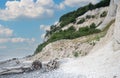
<box><xmin>0</xmin><ymin>58</ymin><xmax>60</xmax><ymax>76</ymax></box>
<box><xmin>0</xmin><ymin>58</ymin><xmax>85</xmax><ymax>78</ymax></box>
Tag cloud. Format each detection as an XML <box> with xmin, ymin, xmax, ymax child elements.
<box><xmin>40</xmin><ymin>20</ymin><xmax>59</xmax><ymax>40</ymax></box>
<box><xmin>0</xmin><ymin>25</ymin><xmax>13</xmax><ymax>37</ymax></box>
<box><xmin>54</xmin><ymin>21</ymin><xmax>59</xmax><ymax>25</ymax></box>
<box><xmin>40</xmin><ymin>33</ymin><xmax>46</xmax><ymax>39</ymax></box>
<box><xmin>0</xmin><ymin>24</ymin><xmax>35</xmax><ymax>43</ymax></box>
<box><xmin>11</xmin><ymin>37</ymin><xmax>35</xmax><ymax>43</ymax></box>
<box><xmin>15</xmin><ymin>47</ymin><xmax>34</xmax><ymax>51</ymax></box>
<box><xmin>0</xmin><ymin>0</ymin><xmax>58</xmax><ymax>20</ymax></box>
<box><xmin>40</xmin><ymin>24</ymin><xmax>51</xmax><ymax>40</ymax></box>
<box><xmin>0</xmin><ymin>0</ymin><xmax>100</xmax><ymax>20</ymax></box>
<box><xmin>0</xmin><ymin>46</ymin><xmax>7</xmax><ymax>49</ymax></box>
<box><xmin>40</xmin><ymin>20</ymin><xmax>58</xmax><ymax>31</ymax></box>
<box><xmin>0</xmin><ymin>38</ymin><xmax>9</xmax><ymax>43</ymax></box>
<box><xmin>61</xmin><ymin>0</ymin><xmax>100</xmax><ymax>7</ymax></box>
<box><xmin>40</xmin><ymin>25</ymin><xmax>50</xmax><ymax>31</ymax></box>
<box><xmin>0</xmin><ymin>37</ymin><xmax>35</xmax><ymax>43</ymax></box>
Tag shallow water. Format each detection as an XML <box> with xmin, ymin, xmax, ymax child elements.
<box><xmin>0</xmin><ymin>58</ymin><xmax>86</xmax><ymax>78</ymax></box>
<box><xmin>0</xmin><ymin>69</ymin><xmax>86</xmax><ymax>78</ymax></box>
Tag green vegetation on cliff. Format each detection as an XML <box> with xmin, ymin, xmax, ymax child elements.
<box><xmin>46</xmin><ymin>0</ymin><xmax>110</xmax><ymax>37</ymax></box>
<box><xmin>59</xmin><ymin>0</ymin><xmax>110</xmax><ymax>27</ymax></box>
<box><xmin>100</xmin><ymin>11</ymin><xmax>107</xmax><ymax>17</ymax></box>
<box><xmin>35</xmin><ymin>23</ymin><xmax>100</xmax><ymax>54</ymax></box>
<box><xmin>34</xmin><ymin>0</ymin><xmax>110</xmax><ymax>54</ymax></box>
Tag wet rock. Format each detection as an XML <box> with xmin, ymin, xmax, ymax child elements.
<box><xmin>12</xmin><ymin>58</ymin><xmax>17</xmax><ymax>60</ymax></box>
<box><xmin>32</xmin><ymin>60</ymin><xmax>42</xmax><ymax>70</ymax></box>
<box><xmin>113</xmin><ymin>76</ymin><xmax>117</xmax><ymax>78</ymax></box>
<box><xmin>45</xmin><ymin>58</ymin><xmax>59</xmax><ymax>71</ymax></box>
<box><xmin>16</xmin><ymin>60</ymin><xmax>20</xmax><ymax>64</ymax></box>
<box><xmin>21</xmin><ymin>67</ymin><xmax>32</xmax><ymax>73</ymax></box>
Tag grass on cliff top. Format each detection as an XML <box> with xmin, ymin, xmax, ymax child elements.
<box><xmin>45</xmin><ymin>0</ymin><xmax>110</xmax><ymax>37</ymax></box>
<box><xmin>35</xmin><ymin>19</ymin><xmax>115</xmax><ymax>54</ymax></box>
<box><xmin>86</xmin><ymin>19</ymin><xmax>115</xmax><ymax>43</ymax></box>
<box><xmin>59</xmin><ymin>0</ymin><xmax>110</xmax><ymax>28</ymax></box>
<box><xmin>34</xmin><ymin>23</ymin><xmax>101</xmax><ymax>54</ymax></box>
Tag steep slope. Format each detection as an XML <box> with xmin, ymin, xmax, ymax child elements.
<box><xmin>1</xmin><ymin>0</ymin><xmax>120</xmax><ymax>78</ymax></box>
<box><xmin>59</xmin><ymin>40</ymin><xmax>119</xmax><ymax>78</ymax></box>
<box><xmin>2</xmin><ymin>20</ymin><xmax>118</xmax><ymax>78</ymax></box>
<box><xmin>62</xmin><ymin>7</ymin><xmax>108</xmax><ymax>31</ymax></box>
<box><xmin>32</xmin><ymin>36</ymin><xmax>93</xmax><ymax>61</ymax></box>
<box><xmin>58</xmin><ymin>0</ymin><xmax>120</xmax><ymax>77</ymax></box>
<box><xmin>31</xmin><ymin>7</ymin><xmax>109</xmax><ymax>61</ymax></box>
<box><xmin>31</xmin><ymin>0</ymin><xmax>120</xmax><ymax>77</ymax></box>
<box><xmin>113</xmin><ymin>1</ymin><xmax>120</xmax><ymax>51</ymax></box>
<box><xmin>35</xmin><ymin>0</ymin><xmax>110</xmax><ymax>55</ymax></box>
<box><xmin>97</xmin><ymin>0</ymin><xmax>117</xmax><ymax>30</ymax></box>
<box><xmin>91</xmin><ymin>20</ymin><xmax>115</xmax><ymax>52</ymax></box>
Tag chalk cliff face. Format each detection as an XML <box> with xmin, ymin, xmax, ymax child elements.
<box><xmin>97</xmin><ymin>0</ymin><xmax>117</xmax><ymax>30</ymax></box>
<box><xmin>32</xmin><ymin>0</ymin><xmax>120</xmax><ymax>62</ymax></box>
<box><xmin>29</xmin><ymin>0</ymin><xmax>120</xmax><ymax>67</ymax></box>
<box><xmin>108</xmin><ymin>0</ymin><xmax>117</xmax><ymax>17</ymax></box>
<box><xmin>32</xmin><ymin>7</ymin><xmax>108</xmax><ymax>61</ymax></box>
<box><xmin>32</xmin><ymin>37</ymin><xmax>94</xmax><ymax>61</ymax></box>
<box><xmin>32</xmin><ymin>0</ymin><xmax>120</xmax><ymax>61</ymax></box>
<box><xmin>3</xmin><ymin>0</ymin><xmax>120</xmax><ymax>78</ymax></box>
<box><xmin>113</xmin><ymin>0</ymin><xmax>120</xmax><ymax>51</ymax></box>
<box><xmin>96</xmin><ymin>0</ymin><xmax>120</xmax><ymax>51</ymax></box>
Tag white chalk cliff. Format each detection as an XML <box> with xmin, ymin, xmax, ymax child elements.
<box><xmin>58</xmin><ymin>1</ymin><xmax>120</xmax><ymax>77</ymax></box>
<box><xmin>97</xmin><ymin>0</ymin><xmax>117</xmax><ymax>30</ymax></box>
<box><xmin>32</xmin><ymin>7</ymin><xmax>109</xmax><ymax>61</ymax></box>
<box><xmin>1</xmin><ymin>0</ymin><xmax>120</xmax><ymax>78</ymax></box>
<box><xmin>31</xmin><ymin>0</ymin><xmax>120</xmax><ymax>77</ymax></box>
<box><xmin>113</xmin><ymin>0</ymin><xmax>120</xmax><ymax>51</ymax></box>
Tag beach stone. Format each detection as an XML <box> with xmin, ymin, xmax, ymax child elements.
<box><xmin>46</xmin><ymin>58</ymin><xmax>59</xmax><ymax>71</ymax></box>
<box><xmin>32</xmin><ymin>60</ymin><xmax>42</xmax><ymax>70</ymax></box>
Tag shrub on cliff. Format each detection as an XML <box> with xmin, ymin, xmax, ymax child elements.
<box><xmin>77</xmin><ymin>18</ymin><xmax>85</xmax><ymax>24</ymax></box>
<box><xmin>35</xmin><ymin>25</ymin><xmax>101</xmax><ymax>54</ymax></box>
<box><xmin>59</xmin><ymin>0</ymin><xmax>110</xmax><ymax>27</ymax></box>
<box><xmin>100</xmin><ymin>11</ymin><xmax>107</xmax><ymax>17</ymax></box>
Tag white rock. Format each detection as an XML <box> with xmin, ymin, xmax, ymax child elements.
<box><xmin>97</xmin><ymin>0</ymin><xmax>117</xmax><ymax>30</ymax></box>
<box><xmin>113</xmin><ymin>0</ymin><xmax>120</xmax><ymax>51</ymax></box>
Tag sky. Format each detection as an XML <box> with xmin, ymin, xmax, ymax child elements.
<box><xmin>0</xmin><ymin>0</ymin><xmax>101</xmax><ymax>60</ymax></box>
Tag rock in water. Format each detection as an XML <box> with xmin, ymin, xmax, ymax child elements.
<box><xmin>97</xmin><ymin>0</ymin><xmax>117</xmax><ymax>30</ymax></box>
<box><xmin>113</xmin><ymin>0</ymin><xmax>120</xmax><ymax>51</ymax></box>
<box><xmin>32</xmin><ymin>60</ymin><xmax>42</xmax><ymax>70</ymax></box>
<box><xmin>45</xmin><ymin>58</ymin><xmax>59</xmax><ymax>71</ymax></box>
